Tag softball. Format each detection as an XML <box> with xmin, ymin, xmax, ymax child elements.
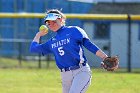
<box><xmin>39</xmin><ymin>25</ymin><xmax>48</xmax><ymax>33</ymax></box>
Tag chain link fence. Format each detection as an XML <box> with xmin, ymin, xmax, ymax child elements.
<box><xmin>0</xmin><ymin>39</ymin><xmax>54</xmax><ymax>68</ymax></box>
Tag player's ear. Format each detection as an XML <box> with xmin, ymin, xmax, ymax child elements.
<box><xmin>60</xmin><ymin>18</ymin><xmax>65</xmax><ymax>25</ymax></box>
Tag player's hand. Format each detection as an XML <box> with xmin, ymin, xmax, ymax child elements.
<box><xmin>36</xmin><ymin>30</ymin><xmax>48</xmax><ymax>37</ymax></box>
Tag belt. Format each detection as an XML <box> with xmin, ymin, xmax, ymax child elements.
<box><xmin>60</xmin><ymin>63</ymin><xmax>86</xmax><ymax>72</ymax></box>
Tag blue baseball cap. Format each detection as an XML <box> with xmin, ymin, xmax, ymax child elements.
<box><xmin>44</xmin><ymin>13</ymin><xmax>61</xmax><ymax>23</ymax></box>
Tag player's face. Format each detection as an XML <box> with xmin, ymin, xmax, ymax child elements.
<box><xmin>45</xmin><ymin>19</ymin><xmax>62</xmax><ymax>32</ymax></box>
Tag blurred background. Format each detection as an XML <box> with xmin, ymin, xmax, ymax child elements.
<box><xmin>0</xmin><ymin>0</ymin><xmax>140</xmax><ymax>72</ymax></box>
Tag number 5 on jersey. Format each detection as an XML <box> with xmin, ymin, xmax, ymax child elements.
<box><xmin>58</xmin><ymin>47</ymin><xmax>65</xmax><ymax>56</ymax></box>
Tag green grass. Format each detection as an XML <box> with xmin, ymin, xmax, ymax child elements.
<box><xmin>88</xmin><ymin>70</ymin><xmax>140</xmax><ymax>93</ymax></box>
<box><xmin>0</xmin><ymin>57</ymin><xmax>140</xmax><ymax>93</ymax></box>
<box><xmin>0</xmin><ymin>69</ymin><xmax>140</xmax><ymax>93</ymax></box>
<box><xmin>0</xmin><ymin>69</ymin><xmax>61</xmax><ymax>93</ymax></box>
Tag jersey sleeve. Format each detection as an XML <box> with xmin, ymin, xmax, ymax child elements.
<box><xmin>75</xmin><ymin>26</ymin><xmax>89</xmax><ymax>40</ymax></box>
<box><xmin>82</xmin><ymin>38</ymin><xmax>99</xmax><ymax>54</ymax></box>
<box><xmin>30</xmin><ymin>40</ymin><xmax>52</xmax><ymax>55</ymax></box>
<box><xmin>74</xmin><ymin>26</ymin><xmax>100</xmax><ymax>54</ymax></box>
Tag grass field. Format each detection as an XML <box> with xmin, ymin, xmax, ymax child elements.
<box><xmin>0</xmin><ymin>57</ymin><xmax>140</xmax><ymax>93</ymax></box>
<box><xmin>0</xmin><ymin>68</ymin><xmax>140</xmax><ymax>93</ymax></box>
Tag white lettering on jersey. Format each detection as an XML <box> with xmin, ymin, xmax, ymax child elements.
<box><xmin>51</xmin><ymin>38</ymin><xmax>70</xmax><ymax>48</ymax></box>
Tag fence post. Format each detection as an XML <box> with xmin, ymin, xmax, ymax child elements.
<box><xmin>18</xmin><ymin>42</ymin><xmax>22</xmax><ymax>67</ymax></box>
<box><xmin>38</xmin><ymin>53</ymin><xmax>41</xmax><ymax>68</ymax></box>
<box><xmin>46</xmin><ymin>55</ymin><xmax>50</xmax><ymax>68</ymax></box>
<box><xmin>127</xmin><ymin>14</ymin><xmax>131</xmax><ymax>72</ymax></box>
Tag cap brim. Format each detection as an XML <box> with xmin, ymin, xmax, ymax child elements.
<box><xmin>44</xmin><ymin>13</ymin><xmax>60</xmax><ymax>22</ymax></box>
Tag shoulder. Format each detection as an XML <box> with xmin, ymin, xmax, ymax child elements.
<box><xmin>66</xmin><ymin>26</ymin><xmax>82</xmax><ymax>30</ymax></box>
<box><xmin>65</xmin><ymin>26</ymin><xmax>84</xmax><ymax>33</ymax></box>
<box><xmin>71</xmin><ymin>26</ymin><xmax>88</xmax><ymax>39</ymax></box>
<box><xmin>65</xmin><ymin>26</ymin><xmax>88</xmax><ymax>38</ymax></box>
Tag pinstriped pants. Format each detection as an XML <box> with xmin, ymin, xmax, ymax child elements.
<box><xmin>61</xmin><ymin>64</ymin><xmax>92</xmax><ymax>93</ymax></box>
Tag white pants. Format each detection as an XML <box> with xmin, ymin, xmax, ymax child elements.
<box><xmin>61</xmin><ymin>64</ymin><xmax>92</xmax><ymax>93</ymax></box>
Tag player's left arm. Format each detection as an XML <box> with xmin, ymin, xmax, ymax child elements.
<box><xmin>82</xmin><ymin>38</ymin><xmax>107</xmax><ymax>59</ymax></box>
<box><xmin>75</xmin><ymin>27</ymin><xmax>108</xmax><ymax>60</ymax></box>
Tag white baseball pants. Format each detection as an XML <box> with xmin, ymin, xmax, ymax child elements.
<box><xmin>61</xmin><ymin>64</ymin><xmax>92</xmax><ymax>93</ymax></box>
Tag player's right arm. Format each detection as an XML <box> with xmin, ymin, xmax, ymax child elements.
<box><xmin>30</xmin><ymin>31</ymin><xmax>52</xmax><ymax>54</ymax></box>
<box><xmin>33</xmin><ymin>31</ymin><xmax>47</xmax><ymax>43</ymax></box>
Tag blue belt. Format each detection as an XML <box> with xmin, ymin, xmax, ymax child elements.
<box><xmin>60</xmin><ymin>63</ymin><xmax>86</xmax><ymax>72</ymax></box>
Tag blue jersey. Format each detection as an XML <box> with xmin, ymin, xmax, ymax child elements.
<box><xmin>30</xmin><ymin>26</ymin><xmax>99</xmax><ymax>69</ymax></box>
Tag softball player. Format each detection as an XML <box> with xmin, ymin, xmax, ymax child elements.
<box><xmin>30</xmin><ymin>9</ymin><xmax>108</xmax><ymax>93</ymax></box>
